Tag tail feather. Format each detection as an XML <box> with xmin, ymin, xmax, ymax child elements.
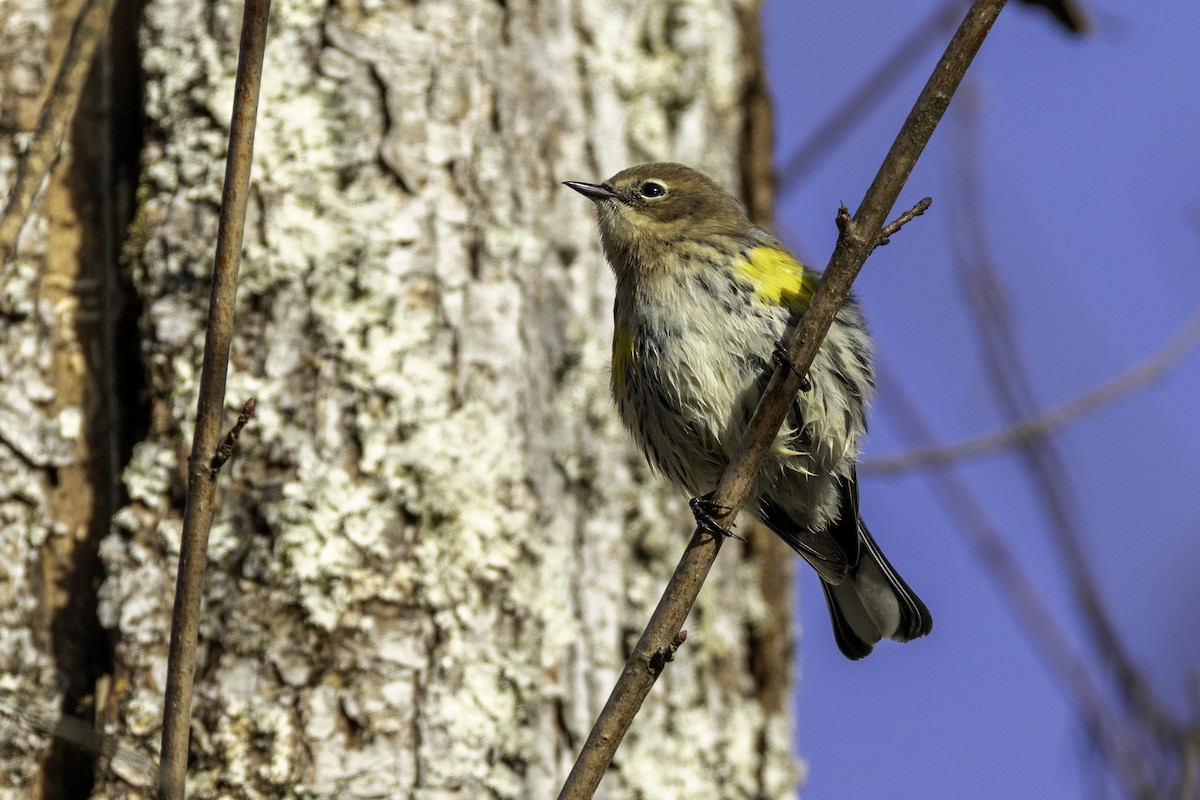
<box><xmin>822</xmin><ymin>519</ymin><xmax>932</xmax><ymax>660</ymax></box>
<box><xmin>822</xmin><ymin>582</ymin><xmax>880</xmax><ymax>660</ymax></box>
<box><xmin>758</xmin><ymin>468</ymin><xmax>932</xmax><ymax>659</ymax></box>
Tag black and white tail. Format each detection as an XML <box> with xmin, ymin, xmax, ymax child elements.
<box><xmin>821</xmin><ymin>518</ymin><xmax>932</xmax><ymax>660</ymax></box>
<box><xmin>758</xmin><ymin>469</ymin><xmax>933</xmax><ymax>659</ymax></box>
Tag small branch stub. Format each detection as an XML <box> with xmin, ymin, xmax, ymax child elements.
<box><xmin>649</xmin><ymin>631</ymin><xmax>688</xmax><ymax>674</ymax></box>
<box><xmin>835</xmin><ymin>203</ymin><xmax>852</xmax><ymax>237</ymax></box>
<box><xmin>210</xmin><ymin>397</ymin><xmax>256</xmax><ymax>477</ymax></box>
<box><xmin>877</xmin><ymin>197</ymin><xmax>934</xmax><ymax>248</ymax></box>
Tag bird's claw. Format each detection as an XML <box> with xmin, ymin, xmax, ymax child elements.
<box><xmin>772</xmin><ymin>343</ymin><xmax>812</xmax><ymax>392</ymax></box>
<box><xmin>689</xmin><ymin>495</ymin><xmax>744</xmax><ymax>542</ymax></box>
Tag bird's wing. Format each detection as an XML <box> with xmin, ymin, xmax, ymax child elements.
<box><xmin>757</xmin><ymin>498</ymin><xmax>852</xmax><ymax>584</ymax></box>
<box><xmin>831</xmin><ymin>470</ymin><xmax>865</xmax><ymax>567</ymax></box>
<box><xmin>733</xmin><ymin>245</ymin><xmax>818</xmax><ymax>313</ymax></box>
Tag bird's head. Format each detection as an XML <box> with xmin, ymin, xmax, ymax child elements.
<box><xmin>564</xmin><ymin>163</ymin><xmax>750</xmax><ymax>279</ymax></box>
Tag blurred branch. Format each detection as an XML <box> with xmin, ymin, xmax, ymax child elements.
<box><xmin>555</xmin><ymin>2</ymin><xmax>1010</xmax><ymax>798</ymax></box>
<box><xmin>156</xmin><ymin>2</ymin><xmax>271</xmax><ymax>798</ymax></box>
<box><xmin>0</xmin><ymin>692</ymin><xmax>154</xmax><ymax>791</ymax></box>
<box><xmin>776</xmin><ymin>0</ymin><xmax>960</xmax><ymax>195</ymax></box>
<box><xmin>0</xmin><ymin>0</ymin><xmax>118</xmax><ymax>274</ymax></box>
<box><xmin>775</xmin><ymin>0</ymin><xmax>1090</xmax><ymax>203</ymax></box>
<box><xmin>943</xmin><ymin>83</ymin><xmax>1183</xmax><ymax>797</ymax></box>
<box><xmin>875</xmin><ymin>362</ymin><xmax>1155</xmax><ymax>796</ymax></box>
<box><xmin>862</xmin><ymin>303</ymin><xmax>1200</xmax><ymax>474</ymax></box>
<box><xmin>1016</xmin><ymin>0</ymin><xmax>1091</xmax><ymax>34</ymax></box>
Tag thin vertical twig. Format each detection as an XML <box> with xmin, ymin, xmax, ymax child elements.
<box><xmin>156</xmin><ymin>2</ymin><xmax>271</xmax><ymax>798</ymax></box>
<box><xmin>0</xmin><ymin>0</ymin><xmax>118</xmax><ymax>272</ymax></box>
<box><xmin>555</xmin><ymin>2</ymin><xmax>1009</xmax><ymax>798</ymax></box>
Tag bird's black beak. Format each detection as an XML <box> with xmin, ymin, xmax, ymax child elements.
<box><xmin>563</xmin><ymin>180</ymin><xmax>618</xmax><ymax>202</ymax></box>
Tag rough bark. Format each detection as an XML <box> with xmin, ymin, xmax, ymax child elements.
<box><xmin>1</xmin><ymin>0</ymin><xmax>141</xmax><ymax>795</ymax></box>
<box><xmin>0</xmin><ymin>4</ymin><xmax>62</xmax><ymax>796</ymax></box>
<box><xmin>1</xmin><ymin>1</ymin><xmax>798</xmax><ymax>797</ymax></box>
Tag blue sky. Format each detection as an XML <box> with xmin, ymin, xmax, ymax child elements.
<box><xmin>762</xmin><ymin>1</ymin><xmax>1200</xmax><ymax>797</ymax></box>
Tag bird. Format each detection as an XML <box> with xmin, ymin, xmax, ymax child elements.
<box><xmin>564</xmin><ymin>162</ymin><xmax>932</xmax><ymax>659</ymax></box>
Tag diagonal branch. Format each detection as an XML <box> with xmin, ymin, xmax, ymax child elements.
<box><xmin>555</xmin><ymin>2</ymin><xmax>1010</xmax><ymax>798</ymax></box>
<box><xmin>0</xmin><ymin>692</ymin><xmax>155</xmax><ymax>791</ymax></box>
<box><xmin>0</xmin><ymin>0</ymin><xmax>118</xmax><ymax>273</ymax></box>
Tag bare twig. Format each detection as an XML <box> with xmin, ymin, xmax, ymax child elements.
<box><xmin>862</xmin><ymin>303</ymin><xmax>1200</xmax><ymax>474</ymax></box>
<box><xmin>0</xmin><ymin>0</ymin><xmax>118</xmax><ymax>272</ymax></box>
<box><xmin>156</xmin><ymin>3</ymin><xmax>271</xmax><ymax>799</ymax></box>
<box><xmin>555</xmin><ymin>3</ymin><xmax>1009</xmax><ymax>798</ymax></box>
<box><xmin>877</xmin><ymin>196</ymin><xmax>933</xmax><ymax>247</ymax></box>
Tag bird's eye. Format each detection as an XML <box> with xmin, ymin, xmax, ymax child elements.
<box><xmin>639</xmin><ymin>181</ymin><xmax>667</xmax><ymax>198</ymax></box>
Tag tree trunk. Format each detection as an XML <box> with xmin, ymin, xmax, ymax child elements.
<box><xmin>1</xmin><ymin>1</ymin><xmax>798</xmax><ymax>797</ymax></box>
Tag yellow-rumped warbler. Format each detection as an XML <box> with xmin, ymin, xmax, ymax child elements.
<box><xmin>565</xmin><ymin>163</ymin><xmax>932</xmax><ymax>659</ymax></box>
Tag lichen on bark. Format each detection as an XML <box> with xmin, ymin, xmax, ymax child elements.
<box><xmin>3</xmin><ymin>0</ymin><xmax>799</xmax><ymax>797</ymax></box>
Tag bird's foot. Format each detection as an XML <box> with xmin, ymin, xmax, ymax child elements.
<box><xmin>772</xmin><ymin>343</ymin><xmax>812</xmax><ymax>392</ymax></box>
<box><xmin>689</xmin><ymin>494</ymin><xmax>745</xmax><ymax>542</ymax></box>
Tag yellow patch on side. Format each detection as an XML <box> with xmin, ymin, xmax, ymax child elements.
<box><xmin>736</xmin><ymin>246</ymin><xmax>817</xmax><ymax>311</ymax></box>
<box><xmin>612</xmin><ymin>321</ymin><xmax>635</xmax><ymax>395</ymax></box>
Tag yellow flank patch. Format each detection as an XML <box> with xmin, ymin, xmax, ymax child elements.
<box><xmin>737</xmin><ymin>246</ymin><xmax>816</xmax><ymax>311</ymax></box>
<box><xmin>612</xmin><ymin>321</ymin><xmax>635</xmax><ymax>394</ymax></box>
